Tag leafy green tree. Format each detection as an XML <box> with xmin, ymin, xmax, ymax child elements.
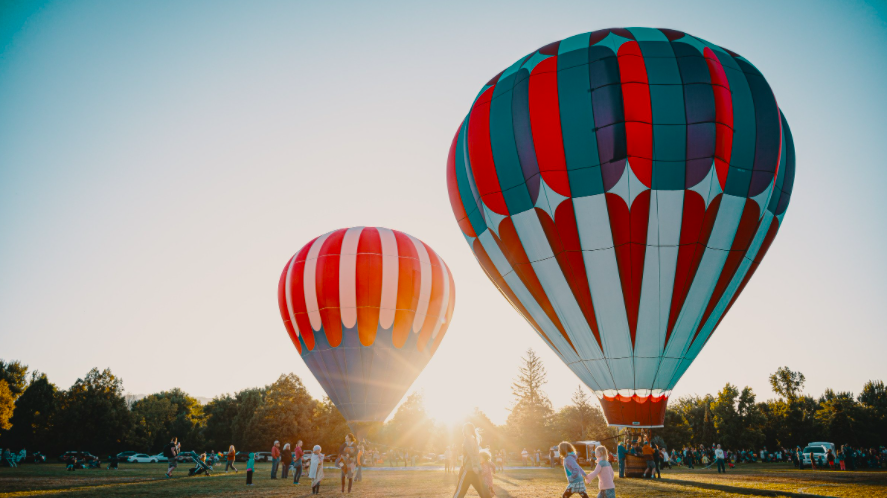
<box><xmin>763</xmin><ymin>367</ymin><xmax>817</xmax><ymax>447</ymax></box>
<box><xmin>857</xmin><ymin>380</ymin><xmax>887</xmax><ymax>444</ymax></box>
<box><xmin>0</xmin><ymin>360</ymin><xmax>28</xmax><ymax>399</ymax></box>
<box><xmin>769</xmin><ymin>366</ymin><xmax>806</xmax><ymax>402</ymax></box>
<box><xmin>382</xmin><ymin>392</ymin><xmax>434</xmax><ymax>454</ymax></box>
<box><xmin>250</xmin><ymin>374</ymin><xmax>317</xmax><ymax>449</ymax></box>
<box><xmin>231</xmin><ymin>387</ymin><xmax>266</xmax><ymax>450</ymax></box>
<box><xmin>815</xmin><ymin>389</ymin><xmax>861</xmax><ymax>446</ymax></box>
<box><xmin>204</xmin><ymin>394</ymin><xmax>239</xmax><ymax>451</ymax></box>
<box><xmin>736</xmin><ymin>387</ymin><xmax>766</xmax><ymax>449</ymax></box>
<box><xmin>466</xmin><ymin>407</ymin><xmax>502</xmax><ymax>451</ymax></box>
<box><xmin>55</xmin><ymin>368</ymin><xmax>133</xmax><ymax>454</ymax></box>
<box><xmin>0</xmin><ymin>381</ymin><xmax>14</xmax><ymax>431</ymax></box>
<box><xmin>129</xmin><ymin>388</ymin><xmax>206</xmax><ymax>453</ymax></box>
<box><xmin>311</xmin><ymin>396</ymin><xmax>348</xmax><ymax>453</ymax></box>
<box><xmin>653</xmin><ymin>407</ymin><xmax>693</xmax><ymax>450</ymax></box>
<box><xmin>858</xmin><ymin>380</ymin><xmax>887</xmax><ymax>412</ymax></box>
<box><xmin>711</xmin><ymin>383</ymin><xmax>741</xmax><ymax>448</ymax></box>
<box><xmin>552</xmin><ymin>386</ymin><xmax>614</xmax><ymax>450</ymax></box>
<box><xmin>506</xmin><ymin>349</ymin><xmax>555</xmax><ymax>452</ymax></box>
<box><xmin>710</xmin><ymin>384</ymin><xmax>766</xmax><ymax>450</ymax></box>
<box><xmin>428</xmin><ymin>421</ymin><xmax>453</xmax><ymax>454</ymax></box>
<box><xmin>2</xmin><ymin>373</ymin><xmax>57</xmax><ymax>451</ymax></box>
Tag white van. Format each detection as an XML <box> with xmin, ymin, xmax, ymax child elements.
<box><xmin>801</xmin><ymin>442</ymin><xmax>835</xmax><ymax>468</ymax></box>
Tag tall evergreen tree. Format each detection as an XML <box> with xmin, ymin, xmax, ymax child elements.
<box><xmin>506</xmin><ymin>349</ymin><xmax>554</xmax><ymax>451</ymax></box>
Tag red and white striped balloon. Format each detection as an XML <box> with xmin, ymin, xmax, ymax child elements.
<box><xmin>277</xmin><ymin>227</ymin><xmax>454</xmax><ymax>424</ymax></box>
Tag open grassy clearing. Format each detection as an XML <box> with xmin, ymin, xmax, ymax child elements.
<box><xmin>0</xmin><ymin>463</ymin><xmax>884</xmax><ymax>497</ymax></box>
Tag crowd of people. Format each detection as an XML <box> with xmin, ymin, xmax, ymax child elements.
<box><xmin>610</xmin><ymin>438</ymin><xmax>887</xmax><ymax>480</ymax></box>
<box><xmin>158</xmin><ymin>432</ymin><xmax>371</xmax><ymax>493</ymax></box>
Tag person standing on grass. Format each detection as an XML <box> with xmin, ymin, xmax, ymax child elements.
<box><xmin>616</xmin><ymin>441</ymin><xmax>627</xmax><ymax>478</ymax></box>
<box><xmin>521</xmin><ymin>448</ymin><xmax>528</xmax><ymax>466</ymax></box>
<box><xmin>293</xmin><ymin>440</ymin><xmax>304</xmax><ymax>485</ymax></box>
<box><xmin>651</xmin><ymin>443</ymin><xmax>662</xmax><ymax>478</ymax></box>
<box><xmin>282</xmin><ymin>443</ymin><xmax>292</xmax><ymax>479</ymax></box>
<box><xmin>226</xmin><ymin>445</ymin><xmax>237</xmax><ymax>472</ymax></box>
<box><xmin>269</xmin><ymin>440</ymin><xmax>281</xmax><ymax>479</ymax></box>
<box><xmin>309</xmin><ymin>445</ymin><xmax>325</xmax><ymax>495</ymax></box>
<box><xmin>337</xmin><ymin>433</ymin><xmax>358</xmax><ymax>493</ymax></box>
<box><xmin>445</xmin><ymin>446</ymin><xmax>453</xmax><ymax>474</ymax></box>
<box><xmin>479</xmin><ymin>450</ymin><xmax>497</xmax><ymax>498</ymax></box>
<box><xmin>355</xmin><ymin>439</ymin><xmax>364</xmax><ymax>482</ymax></box>
<box><xmin>246</xmin><ymin>452</ymin><xmax>255</xmax><ymax>485</ymax></box>
<box><xmin>164</xmin><ymin>437</ymin><xmax>180</xmax><ymax>478</ymax></box>
<box><xmin>584</xmin><ymin>445</ymin><xmax>615</xmax><ymax>498</ymax></box>
<box><xmin>453</xmin><ymin>422</ymin><xmax>492</xmax><ymax>498</ymax></box>
<box><xmin>642</xmin><ymin>441</ymin><xmax>655</xmax><ymax>478</ymax></box>
<box><xmin>715</xmin><ymin>444</ymin><xmax>726</xmax><ymax>474</ymax></box>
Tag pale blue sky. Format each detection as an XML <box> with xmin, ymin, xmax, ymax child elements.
<box><xmin>1</xmin><ymin>0</ymin><xmax>885</xmax><ymax>424</ymax></box>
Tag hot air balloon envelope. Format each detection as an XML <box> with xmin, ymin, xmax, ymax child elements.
<box><xmin>278</xmin><ymin>227</ymin><xmax>455</xmax><ymax>431</ymax></box>
<box><xmin>447</xmin><ymin>28</ymin><xmax>795</xmax><ymax>427</ymax></box>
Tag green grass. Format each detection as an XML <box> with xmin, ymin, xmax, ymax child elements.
<box><xmin>0</xmin><ymin>463</ymin><xmax>884</xmax><ymax>497</ymax></box>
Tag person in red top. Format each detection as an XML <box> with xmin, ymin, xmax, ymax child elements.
<box><xmin>293</xmin><ymin>440</ymin><xmax>304</xmax><ymax>485</ymax></box>
<box><xmin>271</xmin><ymin>441</ymin><xmax>281</xmax><ymax>479</ymax></box>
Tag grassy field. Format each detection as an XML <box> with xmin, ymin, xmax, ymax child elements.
<box><xmin>0</xmin><ymin>463</ymin><xmax>884</xmax><ymax>497</ymax></box>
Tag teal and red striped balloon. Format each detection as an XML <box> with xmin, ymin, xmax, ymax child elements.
<box><xmin>447</xmin><ymin>28</ymin><xmax>795</xmax><ymax>427</ymax></box>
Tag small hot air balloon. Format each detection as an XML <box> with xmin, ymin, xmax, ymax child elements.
<box><xmin>277</xmin><ymin>227</ymin><xmax>454</xmax><ymax>435</ymax></box>
<box><xmin>447</xmin><ymin>28</ymin><xmax>795</xmax><ymax>427</ymax></box>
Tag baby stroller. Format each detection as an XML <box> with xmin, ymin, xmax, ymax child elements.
<box><xmin>187</xmin><ymin>452</ymin><xmax>213</xmax><ymax>476</ymax></box>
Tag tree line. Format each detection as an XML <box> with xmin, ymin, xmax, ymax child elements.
<box><xmin>653</xmin><ymin>366</ymin><xmax>887</xmax><ymax>451</ymax></box>
<box><xmin>0</xmin><ymin>362</ymin><xmax>351</xmax><ymax>456</ymax></box>
<box><xmin>1</xmin><ymin>355</ymin><xmax>884</xmax><ymax>458</ymax></box>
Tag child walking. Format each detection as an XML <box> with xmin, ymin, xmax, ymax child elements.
<box><xmin>309</xmin><ymin>445</ymin><xmax>325</xmax><ymax>495</ymax></box>
<box><xmin>559</xmin><ymin>442</ymin><xmax>589</xmax><ymax>498</ymax></box>
<box><xmin>585</xmin><ymin>445</ymin><xmax>616</xmax><ymax>498</ymax></box>
<box><xmin>246</xmin><ymin>452</ymin><xmax>255</xmax><ymax>485</ymax></box>
<box><xmin>479</xmin><ymin>449</ymin><xmax>497</xmax><ymax>497</ymax></box>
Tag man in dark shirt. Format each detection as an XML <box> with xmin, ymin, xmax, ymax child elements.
<box><xmin>164</xmin><ymin>437</ymin><xmax>180</xmax><ymax>478</ymax></box>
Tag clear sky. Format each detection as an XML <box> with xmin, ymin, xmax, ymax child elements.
<box><xmin>1</xmin><ymin>0</ymin><xmax>885</xmax><ymax>425</ymax></box>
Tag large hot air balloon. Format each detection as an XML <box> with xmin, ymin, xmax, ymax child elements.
<box><xmin>277</xmin><ymin>227</ymin><xmax>454</xmax><ymax>435</ymax></box>
<box><xmin>447</xmin><ymin>28</ymin><xmax>795</xmax><ymax>427</ymax></box>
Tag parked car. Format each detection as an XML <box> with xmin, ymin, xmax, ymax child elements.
<box><xmin>116</xmin><ymin>451</ymin><xmax>139</xmax><ymax>461</ymax></box>
<box><xmin>254</xmin><ymin>451</ymin><xmax>273</xmax><ymax>462</ymax></box>
<box><xmin>235</xmin><ymin>451</ymin><xmax>251</xmax><ymax>462</ymax></box>
<box><xmin>127</xmin><ymin>453</ymin><xmax>159</xmax><ymax>463</ymax></box>
<box><xmin>149</xmin><ymin>453</ymin><xmax>168</xmax><ymax>463</ymax></box>
<box><xmin>176</xmin><ymin>453</ymin><xmax>194</xmax><ymax>463</ymax></box>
